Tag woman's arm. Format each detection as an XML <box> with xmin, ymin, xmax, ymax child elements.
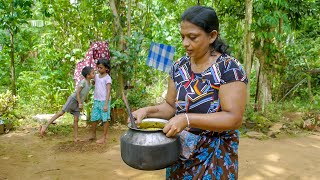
<box><xmin>163</xmin><ymin>81</ymin><xmax>247</xmax><ymax>137</ymax></box>
<box><xmin>131</xmin><ymin>77</ymin><xmax>177</xmax><ymax>123</ymax></box>
<box><xmin>190</xmin><ymin>81</ymin><xmax>246</xmax><ymax>131</ymax></box>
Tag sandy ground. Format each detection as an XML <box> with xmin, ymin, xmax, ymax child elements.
<box><xmin>0</xmin><ymin>127</ymin><xmax>319</xmax><ymax>180</ymax></box>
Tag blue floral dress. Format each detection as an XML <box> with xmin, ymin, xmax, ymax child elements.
<box><xmin>166</xmin><ymin>53</ymin><xmax>248</xmax><ymax>180</ymax></box>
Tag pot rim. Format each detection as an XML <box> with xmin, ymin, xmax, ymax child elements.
<box><xmin>128</xmin><ymin>118</ymin><xmax>168</xmax><ymax>132</ymax></box>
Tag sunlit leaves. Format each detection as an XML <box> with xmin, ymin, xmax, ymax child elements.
<box><xmin>0</xmin><ymin>90</ymin><xmax>19</xmax><ymax>116</ymax></box>
<box><xmin>0</xmin><ymin>0</ymin><xmax>33</xmax><ymax>33</ymax></box>
<box><xmin>0</xmin><ymin>0</ymin><xmax>318</xmax><ymax>111</ymax></box>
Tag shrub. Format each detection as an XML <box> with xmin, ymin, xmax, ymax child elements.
<box><xmin>0</xmin><ymin>90</ymin><xmax>19</xmax><ymax>117</ymax></box>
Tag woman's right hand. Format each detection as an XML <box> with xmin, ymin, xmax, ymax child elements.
<box><xmin>128</xmin><ymin>107</ymin><xmax>148</xmax><ymax>125</ymax></box>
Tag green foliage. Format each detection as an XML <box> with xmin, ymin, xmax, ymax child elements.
<box><xmin>0</xmin><ymin>0</ymin><xmax>318</xmax><ymax>127</ymax></box>
<box><xmin>0</xmin><ymin>90</ymin><xmax>19</xmax><ymax>117</ymax></box>
<box><xmin>0</xmin><ymin>0</ymin><xmax>33</xmax><ymax>33</ymax></box>
<box><xmin>0</xmin><ymin>26</ymin><xmax>40</xmax><ymax>90</ymax></box>
<box><xmin>17</xmin><ymin>71</ymin><xmax>72</xmax><ymax>114</ymax></box>
<box><xmin>110</xmin><ymin>32</ymin><xmax>145</xmax><ymax>79</ymax></box>
<box><xmin>244</xmin><ymin>107</ymin><xmax>272</xmax><ymax>133</ymax></box>
<box><xmin>282</xmin><ymin>94</ymin><xmax>319</xmax><ymax>112</ymax></box>
<box><xmin>6</xmin><ymin>0</ymin><xmax>113</xmax><ymax>114</ymax></box>
<box><xmin>281</xmin><ymin>11</ymin><xmax>320</xmax><ymax>101</ymax></box>
<box><xmin>126</xmin><ymin>72</ymin><xmax>169</xmax><ymax>108</ymax></box>
<box><xmin>0</xmin><ymin>0</ymin><xmax>34</xmax><ymax>94</ymax></box>
<box><xmin>245</xmin><ymin>102</ymin><xmax>284</xmax><ymax>133</ymax></box>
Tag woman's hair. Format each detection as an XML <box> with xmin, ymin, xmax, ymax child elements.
<box><xmin>181</xmin><ymin>5</ymin><xmax>230</xmax><ymax>54</ymax></box>
<box><xmin>96</xmin><ymin>58</ymin><xmax>111</xmax><ymax>73</ymax></box>
<box><xmin>81</xmin><ymin>66</ymin><xmax>94</xmax><ymax>78</ymax></box>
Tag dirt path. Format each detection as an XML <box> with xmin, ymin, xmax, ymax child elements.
<box><xmin>0</xmin><ymin>127</ymin><xmax>319</xmax><ymax>180</ymax></box>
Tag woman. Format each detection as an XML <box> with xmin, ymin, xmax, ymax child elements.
<box><xmin>132</xmin><ymin>5</ymin><xmax>247</xmax><ymax>179</ymax></box>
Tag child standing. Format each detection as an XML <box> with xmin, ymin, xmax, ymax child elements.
<box><xmin>89</xmin><ymin>58</ymin><xmax>112</xmax><ymax>144</ymax></box>
<box><xmin>40</xmin><ymin>66</ymin><xmax>95</xmax><ymax>142</ymax></box>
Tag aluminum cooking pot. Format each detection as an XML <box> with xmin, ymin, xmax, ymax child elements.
<box><xmin>120</xmin><ymin>118</ymin><xmax>180</xmax><ymax>170</ymax></box>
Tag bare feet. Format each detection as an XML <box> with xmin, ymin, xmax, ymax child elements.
<box><xmin>39</xmin><ymin>125</ymin><xmax>46</xmax><ymax>137</ymax></box>
<box><xmin>96</xmin><ymin>138</ymin><xmax>106</xmax><ymax>144</ymax></box>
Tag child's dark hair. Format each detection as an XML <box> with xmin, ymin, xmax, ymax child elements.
<box><xmin>81</xmin><ymin>66</ymin><xmax>93</xmax><ymax>78</ymax></box>
<box><xmin>97</xmin><ymin>58</ymin><xmax>111</xmax><ymax>73</ymax></box>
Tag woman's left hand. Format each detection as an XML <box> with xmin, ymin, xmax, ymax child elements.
<box><xmin>163</xmin><ymin>114</ymin><xmax>187</xmax><ymax>137</ymax></box>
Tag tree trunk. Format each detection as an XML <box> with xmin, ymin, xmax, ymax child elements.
<box><xmin>244</xmin><ymin>0</ymin><xmax>253</xmax><ymax>105</ymax></box>
<box><xmin>109</xmin><ymin>0</ymin><xmax>125</xmax><ymax>95</ymax></box>
<box><xmin>255</xmin><ymin>44</ymin><xmax>272</xmax><ymax>113</ymax></box>
<box><xmin>109</xmin><ymin>0</ymin><xmax>123</xmax><ymax>46</ymax></box>
<box><xmin>254</xmin><ymin>60</ymin><xmax>260</xmax><ymax>111</ymax></box>
<box><xmin>257</xmin><ymin>62</ymin><xmax>272</xmax><ymax>113</ymax></box>
<box><xmin>256</xmin><ymin>53</ymin><xmax>272</xmax><ymax>113</ymax></box>
<box><xmin>9</xmin><ymin>30</ymin><xmax>16</xmax><ymax>95</ymax></box>
<box><xmin>127</xmin><ymin>0</ymin><xmax>131</xmax><ymax>37</ymax></box>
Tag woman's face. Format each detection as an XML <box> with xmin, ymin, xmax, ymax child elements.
<box><xmin>180</xmin><ymin>21</ymin><xmax>217</xmax><ymax>59</ymax></box>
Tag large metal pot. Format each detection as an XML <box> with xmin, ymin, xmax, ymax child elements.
<box><xmin>120</xmin><ymin>118</ymin><xmax>180</xmax><ymax>170</ymax></box>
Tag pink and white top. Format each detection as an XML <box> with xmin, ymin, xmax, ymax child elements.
<box><xmin>93</xmin><ymin>74</ymin><xmax>112</xmax><ymax>101</ymax></box>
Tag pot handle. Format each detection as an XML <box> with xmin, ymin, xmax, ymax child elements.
<box><xmin>122</xmin><ymin>91</ymin><xmax>138</xmax><ymax>129</ymax></box>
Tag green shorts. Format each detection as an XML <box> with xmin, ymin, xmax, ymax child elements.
<box><xmin>91</xmin><ymin>100</ymin><xmax>111</xmax><ymax>122</ymax></box>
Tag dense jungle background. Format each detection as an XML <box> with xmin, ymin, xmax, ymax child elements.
<box><xmin>0</xmin><ymin>0</ymin><xmax>319</xmax><ymax>135</ymax></box>
<box><xmin>0</xmin><ymin>0</ymin><xmax>320</xmax><ymax>179</ymax></box>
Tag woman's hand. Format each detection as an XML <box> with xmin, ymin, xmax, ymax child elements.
<box><xmin>129</xmin><ymin>108</ymin><xmax>148</xmax><ymax>124</ymax></box>
<box><xmin>163</xmin><ymin>114</ymin><xmax>188</xmax><ymax>137</ymax></box>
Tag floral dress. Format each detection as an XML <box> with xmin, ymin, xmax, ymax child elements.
<box><xmin>166</xmin><ymin>53</ymin><xmax>248</xmax><ymax>180</ymax></box>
